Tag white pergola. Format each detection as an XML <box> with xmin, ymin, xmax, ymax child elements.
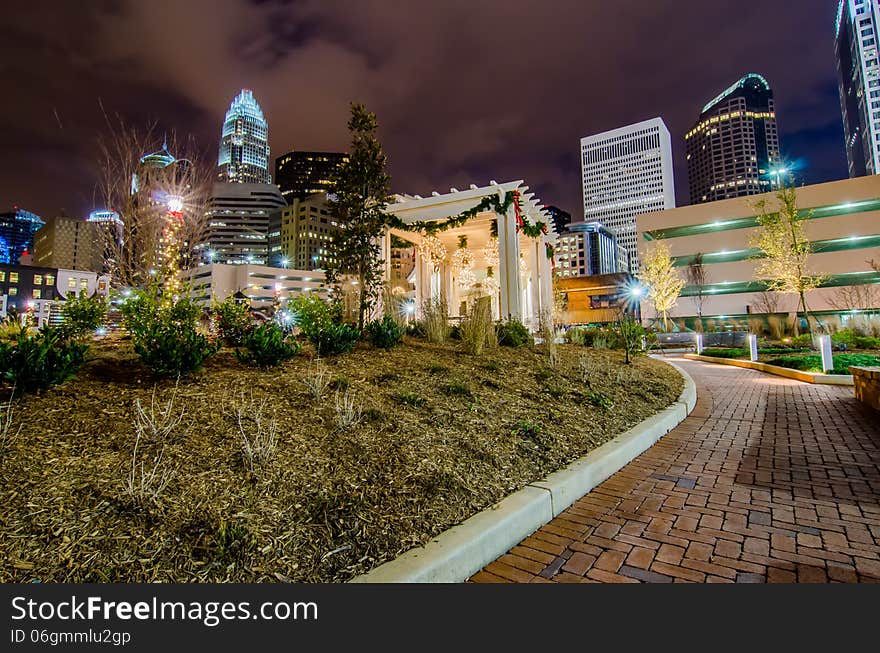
<box><xmin>382</xmin><ymin>181</ymin><xmax>557</xmax><ymax>329</ymax></box>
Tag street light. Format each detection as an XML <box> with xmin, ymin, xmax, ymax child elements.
<box><xmin>281</xmin><ymin>257</ymin><xmax>289</xmax><ymax>269</ymax></box>
<box><xmin>167</xmin><ymin>196</ymin><xmax>183</xmax><ymax>214</ymax></box>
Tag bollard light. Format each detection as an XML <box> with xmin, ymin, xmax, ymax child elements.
<box><xmin>748</xmin><ymin>334</ymin><xmax>759</xmax><ymax>362</ymax></box>
<box><xmin>696</xmin><ymin>333</ymin><xmax>704</xmax><ymax>355</ymax></box>
<box><xmin>819</xmin><ymin>335</ymin><xmax>834</xmax><ymax>373</ymax></box>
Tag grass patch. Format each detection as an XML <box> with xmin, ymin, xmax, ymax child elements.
<box><xmin>391</xmin><ymin>392</ymin><xmax>427</xmax><ymax>408</ymax></box>
<box><xmin>764</xmin><ymin>353</ymin><xmax>880</xmax><ymax>375</ymax></box>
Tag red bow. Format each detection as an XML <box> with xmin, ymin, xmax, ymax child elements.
<box><xmin>513</xmin><ymin>191</ymin><xmax>524</xmax><ymax>231</ymax></box>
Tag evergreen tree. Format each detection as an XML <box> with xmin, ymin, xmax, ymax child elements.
<box><xmin>326</xmin><ymin>103</ymin><xmax>392</xmax><ymax>330</ymax></box>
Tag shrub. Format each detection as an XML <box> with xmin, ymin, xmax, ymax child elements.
<box><xmin>212</xmin><ymin>296</ymin><xmax>252</xmax><ymax>347</ymax></box>
<box><xmin>0</xmin><ymin>327</ymin><xmax>87</xmax><ymax>394</ymax></box>
<box><xmin>236</xmin><ymin>323</ymin><xmax>301</xmax><ymax>366</ymax></box>
<box><xmin>121</xmin><ymin>288</ymin><xmax>201</xmax><ymax>338</ymax></box>
<box><xmin>460</xmin><ymin>299</ymin><xmax>494</xmax><ymax>356</ymax></box>
<box><xmin>365</xmin><ymin>314</ymin><xmax>405</xmax><ymax>349</ymax></box>
<box><xmin>289</xmin><ymin>295</ymin><xmax>360</xmax><ymax>356</ymax></box>
<box><xmin>566</xmin><ymin>327</ymin><xmax>598</xmax><ymax>346</ymax></box>
<box><xmin>59</xmin><ymin>294</ymin><xmax>108</xmax><ymax>340</ymax></box>
<box><xmin>615</xmin><ymin>313</ymin><xmax>645</xmax><ymax>364</ymax></box>
<box><xmin>311</xmin><ymin>323</ymin><xmax>360</xmax><ymax>356</ymax></box>
<box><xmin>497</xmin><ymin>319</ymin><xmax>533</xmax><ymax>348</ymax></box>
<box><xmin>790</xmin><ymin>334</ymin><xmax>814</xmax><ymax>349</ymax></box>
<box><xmin>133</xmin><ymin>322</ymin><xmax>218</xmax><ymax>378</ymax></box>
<box><xmin>586</xmin><ymin>390</ymin><xmax>614</xmax><ymax>410</ymax></box>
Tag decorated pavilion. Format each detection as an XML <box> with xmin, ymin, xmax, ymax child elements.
<box><xmin>382</xmin><ymin>181</ymin><xmax>557</xmax><ymax>330</ymax></box>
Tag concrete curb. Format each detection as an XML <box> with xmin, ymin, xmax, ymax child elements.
<box><xmin>683</xmin><ymin>354</ymin><xmax>854</xmax><ymax>386</ymax></box>
<box><xmin>350</xmin><ymin>360</ymin><xmax>697</xmax><ymax>583</ymax></box>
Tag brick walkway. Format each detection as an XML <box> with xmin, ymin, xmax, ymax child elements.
<box><xmin>471</xmin><ymin>358</ymin><xmax>880</xmax><ymax>583</ymax></box>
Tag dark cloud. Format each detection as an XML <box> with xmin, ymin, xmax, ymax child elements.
<box><xmin>0</xmin><ymin>0</ymin><xmax>848</xmax><ymax>218</ymax></box>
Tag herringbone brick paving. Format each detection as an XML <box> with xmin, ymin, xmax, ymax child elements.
<box><xmin>471</xmin><ymin>358</ymin><xmax>880</xmax><ymax>583</ymax></box>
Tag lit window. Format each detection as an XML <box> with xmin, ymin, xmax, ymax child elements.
<box><xmin>68</xmin><ymin>278</ymin><xmax>77</xmax><ymax>290</ymax></box>
<box><xmin>8</xmin><ymin>288</ymin><xmax>17</xmax><ymax>296</ymax></box>
<box><xmin>33</xmin><ymin>289</ymin><xmax>41</xmax><ymax>299</ymax></box>
<box><xmin>0</xmin><ymin>272</ymin><xmax>4</xmax><ymax>282</ymax></box>
<box><xmin>9</xmin><ymin>273</ymin><xmax>18</xmax><ymax>283</ymax></box>
<box><xmin>45</xmin><ymin>275</ymin><xmax>54</xmax><ymax>286</ymax></box>
<box><xmin>80</xmin><ymin>279</ymin><xmax>88</xmax><ymax>290</ymax></box>
<box><xmin>33</xmin><ymin>274</ymin><xmax>43</xmax><ymax>286</ymax></box>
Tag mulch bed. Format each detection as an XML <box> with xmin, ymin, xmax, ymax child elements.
<box><xmin>0</xmin><ymin>337</ymin><xmax>682</xmax><ymax>582</ymax></box>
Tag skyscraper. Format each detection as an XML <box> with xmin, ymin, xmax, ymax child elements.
<box><xmin>555</xmin><ymin>222</ymin><xmax>628</xmax><ymax>278</ymax></box>
<box><xmin>581</xmin><ymin>117</ymin><xmax>675</xmax><ymax>273</ymax></box>
<box><xmin>33</xmin><ymin>216</ymin><xmax>103</xmax><ymax>272</ymax></box>
<box><xmin>218</xmin><ymin>89</ymin><xmax>271</xmax><ymax>184</ymax></box>
<box><xmin>201</xmin><ymin>183</ymin><xmax>286</xmax><ymax>266</ymax></box>
<box><xmin>275</xmin><ymin>151</ymin><xmax>348</xmax><ymax>203</ymax></box>
<box><xmin>0</xmin><ymin>207</ymin><xmax>44</xmax><ymax>265</ymax></box>
<box><xmin>836</xmin><ymin>0</ymin><xmax>880</xmax><ymax>177</ymax></box>
<box><xmin>685</xmin><ymin>73</ymin><xmax>781</xmax><ymax>204</ymax></box>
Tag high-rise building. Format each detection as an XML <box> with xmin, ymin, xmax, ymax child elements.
<box><xmin>267</xmin><ymin>194</ymin><xmax>338</xmax><ymax>270</ymax></box>
<box><xmin>218</xmin><ymin>89</ymin><xmax>271</xmax><ymax>184</ymax></box>
<box><xmin>836</xmin><ymin>1</ymin><xmax>880</xmax><ymax>178</ymax></box>
<box><xmin>581</xmin><ymin>118</ymin><xmax>675</xmax><ymax>273</ymax></box>
<box><xmin>544</xmin><ymin>206</ymin><xmax>572</xmax><ymax>235</ymax></box>
<box><xmin>0</xmin><ymin>208</ymin><xmax>44</xmax><ymax>265</ymax></box>
<box><xmin>685</xmin><ymin>73</ymin><xmax>781</xmax><ymax>204</ymax></box>
<box><xmin>275</xmin><ymin>151</ymin><xmax>348</xmax><ymax>203</ymax></box>
<box><xmin>33</xmin><ymin>216</ymin><xmax>103</xmax><ymax>272</ymax></box>
<box><xmin>200</xmin><ymin>183</ymin><xmax>286</xmax><ymax>266</ymax></box>
<box><xmin>555</xmin><ymin>222</ymin><xmax>628</xmax><ymax>278</ymax></box>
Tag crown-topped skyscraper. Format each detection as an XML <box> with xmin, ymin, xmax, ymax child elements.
<box><xmin>217</xmin><ymin>89</ymin><xmax>271</xmax><ymax>184</ymax></box>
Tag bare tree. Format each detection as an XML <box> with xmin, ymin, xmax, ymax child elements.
<box><xmin>828</xmin><ymin>282</ymin><xmax>880</xmax><ymax>312</ymax></box>
<box><xmin>753</xmin><ymin>291</ymin><xmax>783</xmax><ymax>315</ymax></box>
<box><xmin>685</xmin><ymin>253</ymin><xmax>707</xmax><ymax>318</ymax></box>
<box><xmin>95</xmin><ymin>113</ymin><xmax>213</xmax><ymax>289</ymax></box>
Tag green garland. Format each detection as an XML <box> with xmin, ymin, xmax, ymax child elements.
<box><xmin>386</xmin><ymin>190</ymin><xmax>548</xmax><ymax>238</ymax></box>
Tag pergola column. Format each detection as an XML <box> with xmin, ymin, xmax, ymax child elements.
<box><xmin>497</xmin><ymin>200</ymin><xmax>522</xmax><ymax>322</ymax></box>
<box><xmin>538</xmin><ymin>236</ymin><xmax>554</xmax><ymax>324</ymax></box>
<box><xmin>527</xmin><ymin>236</ymin><xmax>542</xmax><ymax>329</ymax></box>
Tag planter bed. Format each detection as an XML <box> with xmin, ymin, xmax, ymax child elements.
<box><xmin>0</xmin><ymin>338</ymin><xmax>683</xmax><ymax>583</ymax></box>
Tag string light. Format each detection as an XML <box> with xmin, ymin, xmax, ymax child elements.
<box><xmin>418</xmin><ymin>235</ymin><xmax>447</xmax><ymax>271</ymax></box>
<box><xmin>482</xmin><ymin>237</ymin><xmax>499</xmax><ymax>269</ymax></box>
<box><xmin>452</xmin><ymin>235</ymin><xmax>476</xmax><ymax>291</ymax></box>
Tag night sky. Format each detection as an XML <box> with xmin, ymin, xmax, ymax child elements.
<box><xmin>0</xmin><ymin>0</ymin><xmax>849</xmax><ymax>220</ymax></box>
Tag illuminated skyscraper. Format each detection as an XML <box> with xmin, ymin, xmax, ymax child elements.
<box><xmin>581</xmin><ymin>118</ymin><xmax>676</xmax><ymax>273</ymax></box>
<box><xmin>685</xmin><ymin>74</ymin><xmax>781</xmax><ymax>204</ymax></box>
<box><xmin>0</xmin><ymin>207</ymin><xmax>44</xmax><ymax>265</ymax></box>
<box><xmin>217</xmin><ymin>89</ymin><xmax>271</xmax><ymax>184</ymax></box>
<box><xmin>836</xmin><ymin>0</ymin><xmax>880</xmax><ymax>177</ymax></box>
<box><xmin>275</xmin><ymin>151</ymin><xmax>348</xmax><ymax>203</ymax></box>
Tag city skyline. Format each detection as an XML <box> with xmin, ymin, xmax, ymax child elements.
<box><xmin>0</xmin><ymin>1</ymin><xmax>851</xmax><ymax>220</ymax></box>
